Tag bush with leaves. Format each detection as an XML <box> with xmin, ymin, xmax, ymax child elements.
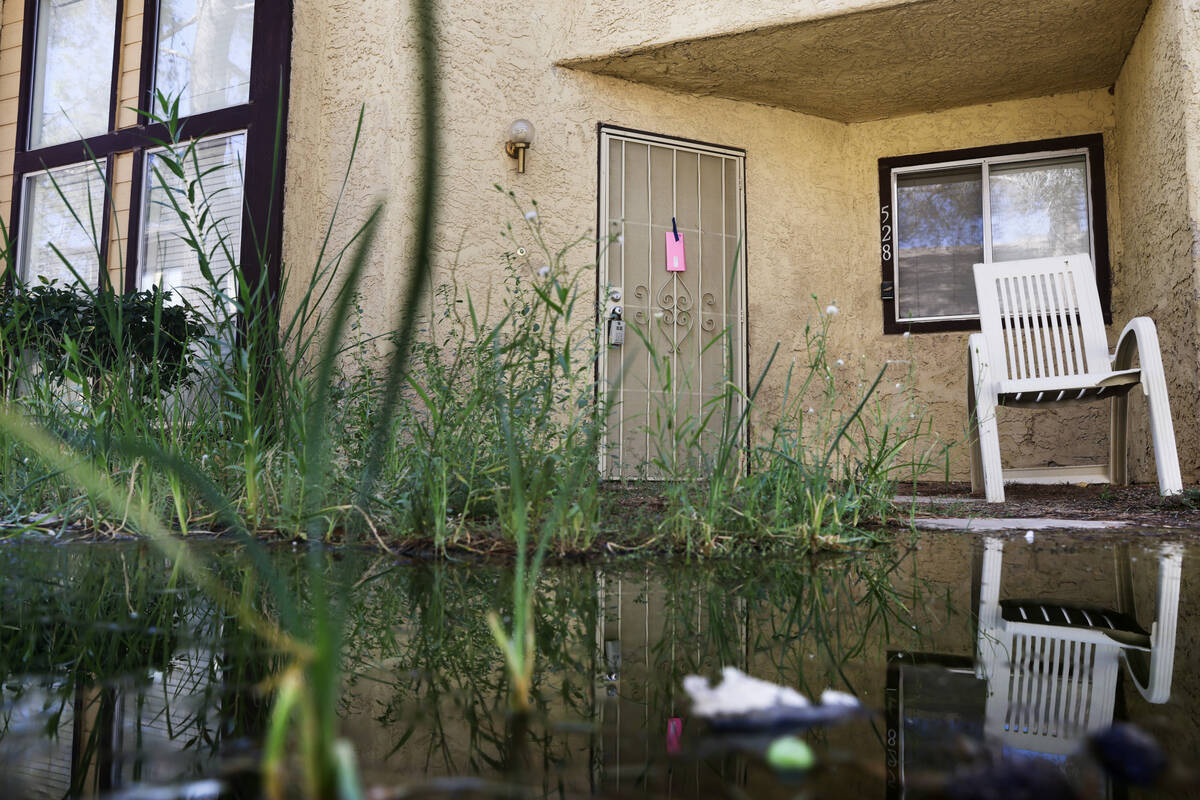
<box><xmin>0</xmin><ymin>279</ymin><xmax>206</xmax><ymax>403</ymax></box>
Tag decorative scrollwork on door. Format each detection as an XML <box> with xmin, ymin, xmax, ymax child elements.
<box><xmin>656</xmin><ymin>276</ymin><xmax>694</xmax><ymax>353</ymax></box>
<box><xmin>701</xmin><ymin>292</ymin><xmax>717</xmax><ymax>332</ymax></box>
<box><xmin>632</xmin><ymin>284</ymin><xmax>649</xmax><ymax>325</ymax></box>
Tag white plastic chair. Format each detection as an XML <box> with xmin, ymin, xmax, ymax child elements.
<box><xmin>976</xmin><ymin>538</ymin><xmax>1182</xmax><ymax>754</ymax></box>
<box><xmin>968</xmin><ymin>253</ymin><xmax>1182</xmax><ymax>503</ymax></box>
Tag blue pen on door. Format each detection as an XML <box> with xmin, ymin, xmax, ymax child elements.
<box><xmin>672</xmin><ymin>217</ymin><xmax>679</xmax><ymax>242</ymax></box>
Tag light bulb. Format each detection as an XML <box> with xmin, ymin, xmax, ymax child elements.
<box><xmin>508</xmin><ymin>119</ymin><xmax>535</xmax><ymax>145</ymax></box>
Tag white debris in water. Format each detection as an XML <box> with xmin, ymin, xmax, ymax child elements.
<box><xmin>683</xmin><ymin>667</ymin><xmax>810</xmax><ymax>717</ymax></box>
<box><xmin>819</xmin><ymin>690</ymin><xmax>861</xmax><ymax>708</ymax></box>
<box><xmin>1025</xmin><ymin>530</ymin><xmax>1035</xmax><ymax>543</ymax></box>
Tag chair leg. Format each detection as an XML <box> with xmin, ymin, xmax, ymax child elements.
<box><xmin>976</xmin><ymin>400</ymin><xmax>1005</xmax><ymax>503</ymax></box>
<box><xmin>968</xmin><ymin>339</ymin><xmax>1005</xmax><ymax>503</ymax></box>
<box><xmin>1114</xmin><ymin>318</ymin><xmax>1182</xmax><ymax>496</ymax></box>
<box><xmin>1109</xmin><ymin>394</ymin><xmax>1129</xmax><ymax>485</ymax></box>
<box><xmin>976</xmin><ymin>537</ymin><xmax>1005</xmax><ymax>679</ymax></box>
<box><xmin>968</xmin><ymin>365</ymin><xmax>985</xmax><ymax>494</ymax></box>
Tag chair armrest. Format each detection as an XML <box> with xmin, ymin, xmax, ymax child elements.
<box><xmin>1112</xmin><ymin>317</ymin><xmax>1159</xmax><ymax>371</ymax></box>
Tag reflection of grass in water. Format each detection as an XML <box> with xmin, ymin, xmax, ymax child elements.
<box><xmin>0</xmin><ymin>543</ymin><xmax>279</xmax><ymax>796</ymax></box>
<box><xmin>0</xmin><ymin>538</ymin><xmax>941</xmax><ymax>796</ymax></box>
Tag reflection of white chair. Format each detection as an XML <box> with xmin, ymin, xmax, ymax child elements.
<box><xmin>976</xmin><ymin>538</ymin><xmax>1182</xmax><ymax>754</ymax></box>
<box><xmin>968</xmin><ymin>253</ymin><xmax>1182</xmax><ymax>503</ymax></box>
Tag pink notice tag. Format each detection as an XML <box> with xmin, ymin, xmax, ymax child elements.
<box><xmin>666</xmin><ymin>718</ymin><xmax>683</xmax><ymax>754</ymax></box>
<box><xmin>665</xmin><ymin>232</ymin><xmax>687</xmax><ymax>272</ymax></box>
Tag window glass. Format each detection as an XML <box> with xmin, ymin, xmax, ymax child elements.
<box><xmin>29</xmin><ymin>0</ymin><xmax>118</xmax><ymax>148</ymax></box>
<box><xmin>19</xmin><ymin>162</ymin><xmax>106</xmax><ymax>287</ymax></box>
<box><xmin>139</xmin><ymin>133</ymin><xmax>246</xmax><ymax>312</ymax></box>
<box><xmin>990</xmin><ymin>156</ymin><xmax>1090</xmax><ymax>262</ymax></box>
<box><xmin>155</xmin><ymin>0</ymin><xmax>255</xmax><ymax>117</ymax></box>
<box><xmin>895</xmin><ymin>166</ymin><xmax>984</xmax><ymax>321</ymax></box>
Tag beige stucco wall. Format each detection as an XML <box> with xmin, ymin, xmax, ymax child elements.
<box><xmin>283</xmin><ymin>0</ymin><xmax>1190</xmax><ymax>484</ymax></box>
<box><xmin>1114</xmin><ymin>0</ymin><xmax>1200</xmax><ymax>482</ymax></box>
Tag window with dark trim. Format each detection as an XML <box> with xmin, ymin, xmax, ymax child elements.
<box><xmin>10</xmin><ymin>0</ymin><xmax>291</xmax><ymax>305</ymax></box>
<box><xmin>878</xmin><ymin>135</ymin><xmax>1111</xmax><ymax>334</ymax></box>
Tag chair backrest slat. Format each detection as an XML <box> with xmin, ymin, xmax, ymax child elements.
<box><xmin>974</xmin><ymin>254</ymin><xmax>1109</xmax><ymax>383</ymax></box>
<box><xmin>1035</xmin><ymin>273</ymin><xmax>1064</xmax><ymax>376</ymax></box>
<box><xmin>1056</xmin><ymin>269</ymin><xmax>1085</xmax><ymax>374</ymax></box>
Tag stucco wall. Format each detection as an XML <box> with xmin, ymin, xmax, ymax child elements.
<box><xmin>1114</xmin><ymin>0</ymin><xmax>1200</xmax><ymax>483</ymax></box>
<box><xmin>284</xmin><ymin>0</ymin><xmax>1174</xmax><ymax>483</ymax></box>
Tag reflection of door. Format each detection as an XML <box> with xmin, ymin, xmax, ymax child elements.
<box><xmin>598</xmin><ymin>127</ymin><xmax>747</xmax><ymax>479</ymax></box>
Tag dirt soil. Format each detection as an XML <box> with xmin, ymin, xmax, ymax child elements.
<box><xmin>901</xmin><ymin>482</ymin><xmax>1200</xmax><ymax>530</ymax></box>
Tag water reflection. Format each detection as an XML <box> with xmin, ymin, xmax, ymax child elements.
<box><xmin>0</xmin><ymin>535</ymin><xmax>1194</xmax><ymax>798</ymax></box>
<box><xmin>978</xmin><ymin>539</ymin><xmax>1181</xmax><ymax>747</ymax></box>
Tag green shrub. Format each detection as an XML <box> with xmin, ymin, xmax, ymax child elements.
<box><xmin>0</xmin><ymin>280</ymin><xmax>205</xmax><ymax>402</ymax></box>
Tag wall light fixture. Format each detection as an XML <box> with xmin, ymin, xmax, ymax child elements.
<box><xmin>505</xmin><ymin>119</ymin><xmax>535</xmax><ymax>173</ymax></box>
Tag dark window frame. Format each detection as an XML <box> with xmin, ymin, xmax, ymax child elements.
<box><xmin>878</xmin><ymin>134</ymin><xmax>1112</xmax><ymax>335</ymax></box>
<box><xmin>9</xmin><ymin>0</ymin><xmax>292</xmax><ymax>303</ymax></box>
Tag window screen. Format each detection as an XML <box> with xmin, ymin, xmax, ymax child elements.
<box><xmin>155</xmin><ymin>0</ymin><xmax>255</xmax><ymax>117</ymax></box>
<box><xmin>139</xmin><ymin>132</ymin><xmax>246</xmax><ymax>314</ymax></box>
<box><xmin>887</xmin><ymin>148</ymin><xmax>1096</xmax><ymax>326</ymax></box>
<box><xmin>29</xmin><ymin>0</ymin><xmax>118</xmax><ymax>148</ymax></box>
<box><xmin>19</xmin><ymin>162</ymin><xmax>107</xmax><ymax>287</ymax></box>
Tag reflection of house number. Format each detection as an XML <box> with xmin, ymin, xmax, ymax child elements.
<box><xmin>880</xmin><ymin>204</ymin><xmax>892</xmax><ymax>262</ymax></box>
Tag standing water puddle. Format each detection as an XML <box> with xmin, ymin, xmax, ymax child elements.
<box><xmin>0</xmin><ymin>532</ymin><xmax>1194</xmax><ymax>798</ymax></box>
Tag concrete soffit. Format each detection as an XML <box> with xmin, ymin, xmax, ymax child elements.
<box><xmin>558</xmin><ymin>0</ymin><xmax>1151</xmax><ymax>122</ymax></box>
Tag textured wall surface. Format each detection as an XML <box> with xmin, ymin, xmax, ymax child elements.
<box><xmin>560</xmin><ymin>0</ymin><xmax>1149</xmax><ymax>122</ymax></box>
<box><xmin>283</xmin><ymin>0</ymin><xmax>1192</xmax><ymax>484</ymax></box>
<box><xmin>1114</xmin><ymin>0</ymin><xmax>1200</xmax><ymax>484</ymax></box>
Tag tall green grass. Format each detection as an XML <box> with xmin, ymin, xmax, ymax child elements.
<box><xmin>0</xmin><ymin>184</ymin><xmax>941</xmax><ymax>555</ymax></box>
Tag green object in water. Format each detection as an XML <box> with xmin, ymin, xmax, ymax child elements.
<box><xmin>767</xmin><ymin>736</ymin><xmax>816</xmax><ymax>771</ymax></box>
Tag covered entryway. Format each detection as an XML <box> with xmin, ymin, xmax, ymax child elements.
<box><xmin>597</xmin><ymin>127</ymin><xmax>747</xmax><ymax>479</ymax></box>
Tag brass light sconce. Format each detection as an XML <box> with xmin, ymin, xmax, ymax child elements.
<box><xmin>505</xmin><ymin>119</ymin><xmax>535</xmax><ymax>173</ymax></box>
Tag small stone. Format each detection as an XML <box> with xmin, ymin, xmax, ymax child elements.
<box><xmin>1025</xmin><ymin>530</ymin><xmax>1035</xmax><ymax>543</ymax></box>
<box><xmin>767</xmin><ymin>736</ymin><xmax>815</xmax><ymax>771</ymax></box>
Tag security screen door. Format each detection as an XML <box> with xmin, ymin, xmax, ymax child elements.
<box><xmin>598</xmin><ymin>128</ymin><xmax>747</xmax><ymax>479</ymax></box>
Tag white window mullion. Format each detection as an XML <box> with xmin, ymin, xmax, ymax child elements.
<box><xmin>981</xmin><ymin>160</ymin><xmax>993</xmax><ymax>264</ymax></box>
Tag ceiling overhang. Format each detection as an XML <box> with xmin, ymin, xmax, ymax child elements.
<box><xmin>558</xmin><ymin>0</ymin><xmax>1150</xmax><ymax>123</ymax></box>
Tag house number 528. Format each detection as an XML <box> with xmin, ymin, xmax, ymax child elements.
<box><xmin>880</xmin><ymin>204</ymin><xmax>893</xmax><ymax>263</ymax></box>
